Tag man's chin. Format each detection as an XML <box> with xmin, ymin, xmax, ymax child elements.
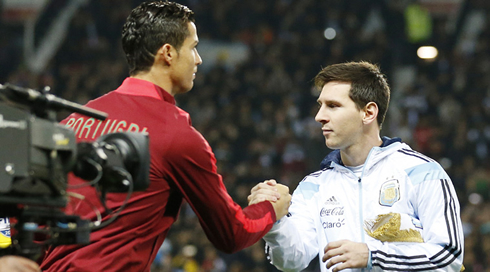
<box><xmin>177</xmin><ymin>85</ymin><xmax>193</xmax><ymax>94</ymax></box>
<box><xmin>325</xmin><ymin>140</ymin><xmax>339</xmax><ymax>150</ymax></box>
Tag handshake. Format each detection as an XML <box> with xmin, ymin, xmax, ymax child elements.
<box><xmin>248</xmin><ymin>179</ymin><xmax>292</xmax><ymax>221</ymax></box>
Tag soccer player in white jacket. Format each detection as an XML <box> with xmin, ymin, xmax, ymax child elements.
<box><xmin>252</xmin><ymin>61</ymin><xmax>463</xmax><ymax>272</ymax></box>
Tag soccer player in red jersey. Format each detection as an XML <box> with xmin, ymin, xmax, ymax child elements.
<box><xmin>40</xmin><ymin>2</ymin><xmax>290</xmax><ymax>271</ymax></box>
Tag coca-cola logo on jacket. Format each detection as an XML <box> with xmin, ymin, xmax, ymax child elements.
<box><xmin>320</xmin><ymin>206</ymin><xmax>344</xmax><ymax>217</ymax></box>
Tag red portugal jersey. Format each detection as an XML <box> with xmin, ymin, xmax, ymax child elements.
<box><xmin>40</xmin><ymin>78</ymin><xmax>276</xmax><ymax>272</ymax></box>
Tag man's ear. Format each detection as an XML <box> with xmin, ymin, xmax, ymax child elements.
<box><xmin>157</xmin><ymin>44</ymin><xmax>175</xmax><ymax>65</ymax></box>
<box><xmin>363</xmin><ymin>102</ymin><xmax>379</xmax><ymax>125</ymax></box>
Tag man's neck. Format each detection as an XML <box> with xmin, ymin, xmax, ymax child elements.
<box><xmin>340</xmin><ymin>134</ymin><xmax>382</xmax><ymax>167</ymax></box>
<box><xmin>132</xmin><ymin>67</ymin><xmax>174</xmax><ymax>96</ymax></box>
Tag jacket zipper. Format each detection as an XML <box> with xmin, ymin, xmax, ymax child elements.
<box><xmin>358</xmin><ymin>177</ymin><xmax>364</xmax><ymax>243</ymax></box>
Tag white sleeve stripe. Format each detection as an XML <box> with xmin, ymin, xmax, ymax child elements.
<box><xmin>371</xmin><ymin>179</ymin><xmax>462</xmax><ymax>270</ymax></box>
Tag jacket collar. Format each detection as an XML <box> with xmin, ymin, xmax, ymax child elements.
<box><xmin>320</xmin><ymin>136</ymin><xmax>402</xmax><ymax>169</ymax></box>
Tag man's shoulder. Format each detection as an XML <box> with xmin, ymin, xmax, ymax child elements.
<box><xmin>387</xmin><ymin>147</ymin><xmax>450</xmax><ymax>184</ymax></box>
<box><xmin>298</xmin><ymin>169</ymin><xmax>328</xmax><ymax>186</ymax></box>
<box><xmin>389</xmin><ymin>147</ymin><xmax>437</xmax><ymax>168</ymax></box>
<box><xmin>293</xmin><ymin>171</ymin><xmax>324</xmax><ymax>200</ymax></box>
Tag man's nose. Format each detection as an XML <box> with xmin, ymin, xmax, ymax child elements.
<box><xmin>315</xmin><ymin>109</ymin><xmax>327</xmax><ymax>123</ymax></box>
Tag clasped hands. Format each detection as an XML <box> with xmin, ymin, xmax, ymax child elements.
<box><xmin>248</xmin><ymin>179</ymin><xmax>291</xmax><ymax>221</ymax></box>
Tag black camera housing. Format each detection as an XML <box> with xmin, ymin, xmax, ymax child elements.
<box><xmin>0</xmin><ymin>103</ymin><xmax>76</xmax><ymax>207</ymax></box>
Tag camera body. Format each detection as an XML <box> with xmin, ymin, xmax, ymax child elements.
<box><xmin>0</xmin><ymin>103</ymin><xmax>75</xmax><ymax>207</ymax></box>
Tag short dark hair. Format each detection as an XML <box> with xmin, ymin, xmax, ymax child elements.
<box><xmin>121</xmin><ymin>1</ymin><xmax>195</xmax><ymax>76</ymax></box>
<box><xmin>314</xmin><ymin>61</ymin><xmax>390</xmax><ymax>128</ymax></box>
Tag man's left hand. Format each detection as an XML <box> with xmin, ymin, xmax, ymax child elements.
<box><xmin>322</xmin><ymin>239</ymin><xmax>369</xmax><ymax>272</ymax></box>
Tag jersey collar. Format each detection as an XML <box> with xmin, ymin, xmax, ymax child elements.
<box><xmin>115</xmin><ymin>77</ymin><xmax>176</xmax><ymax>105</ymax></box>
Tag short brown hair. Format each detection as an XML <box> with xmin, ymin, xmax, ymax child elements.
<box><xmin>314</xmin><ymin>61</ymin><xmax>390</xmax><ymax>128</ymax></box>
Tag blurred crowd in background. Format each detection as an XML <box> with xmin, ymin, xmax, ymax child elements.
<box><xmin>2</xmin><ymin>0</ymin><xmax>490</xmax><ymax>271</ymax></box>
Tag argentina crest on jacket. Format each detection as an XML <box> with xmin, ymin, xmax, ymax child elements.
<box><xmin>379</xmin><ymin>178</ymin><xmax>400</xmax><ymax>207</ymax></box>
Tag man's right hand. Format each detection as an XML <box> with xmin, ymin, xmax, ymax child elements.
<box><xmin>248</xmin><ymin>179</ymin><xmax>281</xmax><ymax>205</ymax></box>
<box><xmin>248</xmin><ymin>179</ymin><xmax>291</xmax><ymax>221</ymax></box>
<box><xmin>271</xmin><ymin>183</ymin><xmax>291</xmax><ymax>220</ymax></box>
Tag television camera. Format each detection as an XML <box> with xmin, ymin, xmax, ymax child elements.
<box><xmin>0</xmin><ymin>83</ymin><xmax>150</xmax><ymax>260</ymax></box>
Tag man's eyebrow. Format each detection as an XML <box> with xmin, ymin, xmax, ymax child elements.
<box><xmin>318</xmin><ymin>98</ymin><xmax>342</xmax><ymax>106</ymax></box>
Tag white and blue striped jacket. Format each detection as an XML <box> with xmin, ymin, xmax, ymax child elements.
<box><xmin>264</xmin><ymin>137</ymin><xmax>464</xmax><ymax>272</ymax></box>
